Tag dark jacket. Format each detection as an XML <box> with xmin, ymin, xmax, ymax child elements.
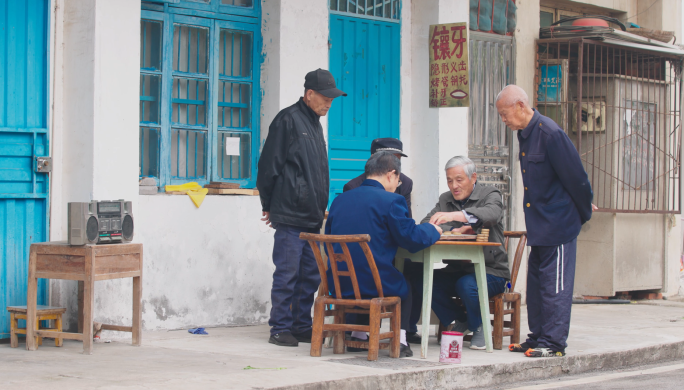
<box><xmin>343</xmin><ymin>173</ymin><xmax>413</xmax><ymax>217</ymax></box>
<box><xmin>257</xmin><ymin>98</ymin><xmax>329</xmax><ymax>229</ymax></box>
<box><xmin>325</xmin><ymin>180</ymin><xmax>440</xmax><ymax>299</ymax></box>
<box><xmin>518</xmin><ymin>109</ymin><xmax>593</xmax><ymax>246</ymax></box>
<box><xmin>421</xmin><ymin>182</ymin><xmax>510</xmax><ymax>280</ymax></box>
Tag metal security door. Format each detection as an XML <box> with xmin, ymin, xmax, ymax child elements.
<box><xmin>0</xmin><ymin>0</ymin><xmax>50</xmax><ymax>339</ymax></box>
<box><xmin>468</xmin><ymin>32</ymin><xmax>514</xmax><ymax>228</ymax></box>
<box><xmin>328</xmin><ymin>13</ymin><xmax>400</xmax><ymax>205</ymax></box>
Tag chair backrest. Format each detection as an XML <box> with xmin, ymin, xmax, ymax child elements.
<box><xmin>299</xmin><ymin>232</ymin><xmax>383</xmax><ymax>300</ymax></box>
<box><xmin>503</xmin><ymin>231</ymin><xmax>527</xmax><ymax>291</ymax></box>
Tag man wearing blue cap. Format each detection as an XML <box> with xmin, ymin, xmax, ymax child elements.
<box><xmin>257</xmin><ymin>69</ymin><xmax>346</xmax><ymax>347</ymax></box>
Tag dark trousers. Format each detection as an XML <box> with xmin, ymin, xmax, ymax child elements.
<box><xmin>410</xmin><ymin>269</ymin><xmax>506</xmax><ymax>332</ymax></box>
<box><xmin>268</xmin><ymin>223</ymin><xmax>321</xmax><ymax>336</ymax></box>
<box><xmin>525</xmin><ymin>238</ymin><xmax>577</xmax><ymax>352</ymax></box>
<box><xmin>348</xmin><ymin>277</ymin><xmax>413</xmax><ymax>331</ymax></box>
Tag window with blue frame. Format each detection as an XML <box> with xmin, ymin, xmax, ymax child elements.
<box><xmin>139</xmin><ymin>0</ymin><xmax>260</xmax><ymax>188</ymax></box>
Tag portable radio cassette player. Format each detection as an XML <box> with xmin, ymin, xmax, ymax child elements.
<box><xmin>68</xmin><ymin>200</ymin><xmax>134</xmax><ymax>245</ymax></box>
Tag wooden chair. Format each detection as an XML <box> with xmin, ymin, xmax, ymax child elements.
<box><xmin>300</xmin><ymin>232</ymin><xmax>401</xmax><ymax>361</ymax></box>
<box><xmin>7</xmin><ymin>305</ymin><xmax>66</xmax><ymax>348</ymax></box>
<box><xmin>437</xmin><ymin>231</ymin><xmax>527</xmax><ymax>350</ymax></box>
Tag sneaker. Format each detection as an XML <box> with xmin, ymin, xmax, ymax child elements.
<box><xmin>469</xmin><ymin>326</ymin><xmax>486</xmax><ymax>350</ymax></box>
<box><xmin>447</xmin><ymin>320</ymin><xmax>470</xmax><ymax>335</ymax></box>
<box><xmin>525</xmin><ymin>347</ymin><xmax>566</xmax><ymax>358</ymax></box>
<box><xmin>399</xmin><ymin>343</ymin><xmax>413</xmax><ymax>357</ymax></box>
<box><xmin>406</xmin><ymin>332</ymin><xmax>422</xmax><ymax>344</ymax></box>
<box><xmin>292</xmin><ymin>329</ymin><xmax>312</xmax><ymax>343</ymax></box>
<box><xmin>347</xmin><ymin>336</ymin><xmax>369</xmax><ymax>352</ymax></box>
<box><xmin>509</xmin><ymin>342</ymin><xmax>533</xmax><ymax>353</ymax></box>
<box><xmin>268</xmin><ymin>332</ymin><xmax>299</xmax><ymax>347</ymax></box>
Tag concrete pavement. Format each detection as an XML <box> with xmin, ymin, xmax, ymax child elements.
<box><xmin>1</xmin><ymin>302</ymin><xmax>683</xmax><ymax>389</ymax></box>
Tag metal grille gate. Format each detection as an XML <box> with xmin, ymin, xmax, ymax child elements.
<box><xmin>468</xmin><ymin>32</ymin><xmax>515</xmax><ymax>228</ymax></box>
<box><xmin>536</xmin><ymin>38</ymin><xmax>682</xmax><ymax>213</ymax></box>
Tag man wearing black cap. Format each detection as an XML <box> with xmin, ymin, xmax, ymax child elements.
<box><xmin>343</xmin><ymin>138</ymin><xmax>413</xmax><ymax>217</ymax></box>
<box><xmin>257</xmin><ymin>69</ymin><xmax>346</xmax><ymax>347</ymax></box>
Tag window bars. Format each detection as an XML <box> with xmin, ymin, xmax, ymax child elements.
<box><xmin>536</xmin><ymin>38</ymin><xmax>683</xmax><ymax>213</ymax></box>
<box><xmin>329</xmin><ymin>0</ymin><xmax>400</xmax><ymax>22</ymax></box>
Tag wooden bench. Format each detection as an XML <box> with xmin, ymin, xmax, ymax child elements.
<box><xmin>8</xmin><ymin>305</ymin><xmax>66</xmax><ymax>348</ymax></box>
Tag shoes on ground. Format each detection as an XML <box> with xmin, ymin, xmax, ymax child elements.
<box><xmin>268</xmin><ymin>331</ymin><xmax>299</xmax><ymax>347</ymax></box>
<box><xmin>347</xmin><ymin>336</ymin><xmax>369</xmax><ymax>352</ymax></box>
<box><xmin>508</xmin><ymin>342</ymin><xmax>533</xmax><ymax>353</ymax></box>
<box><xmin>524</xmin><ymin>347</ymin><xmax>566</xmax><ymax>358</ymax></box>
<box><xmin>446</xmin><ymin>320</ymin><xmax>470</xmax><ymax>335</ymax></box>
<box><xmin>469</xmin><ymin>326</ymin><xmax>486</xmax><ymax>350</ymax></box>
<box><xmin>292</xmin><ymin>329</ymin><xmax>312</xmax><ymax>343</ymax></box>
<box><xmin>406</xmin><ymin>332</ymin><xmax>422</xmax><ymax>344</ymax></box>
<box><xmin>399</xmin><ymin>343</ymin><xmax>413</xmax><ymax>357</ymax></box>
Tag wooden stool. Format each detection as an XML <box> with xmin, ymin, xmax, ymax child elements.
<box><xmin>8</xmin><ymin>305</ymin><xmax>66</xmax><ymax>348</ymax></box>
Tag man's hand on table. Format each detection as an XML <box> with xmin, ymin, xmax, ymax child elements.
<box><xmin>429</xmin><ymin>211</ymin><xmax>467</xmax><ymax>225</ymax></box>
<box><xmin>452</xmin><ymin>226</ymin><xmax>475</xmax><ymax>235</ymax></box>
<box><xmin>261</xmin><ymin>211</ymin><xmax>273</xmax><ymax>228</ymax></box>
<box><xmin>429</xmin><ymin>223</ymin><xmax>443</xmax><ymax>235</ymax></box>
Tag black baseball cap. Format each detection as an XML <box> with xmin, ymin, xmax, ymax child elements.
<box><xmin>304</xmin><ymin>69</ymin><xmax>347</xmax><ymax>98</ymax></box>
<box><xmin>371</xmin><ymin>138</ymin><xmax>408</xmax><ymax>157</ymax></box>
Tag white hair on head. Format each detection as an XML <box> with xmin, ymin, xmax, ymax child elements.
<box><xmin>495</xmin><ymin>85</ymin><xmax>530</xmax><ymax>108</ymax></box>
<box><xmin>445</xmin><ymin>156</ymin><xmax>476</xmax><ymax>178</ymax></box>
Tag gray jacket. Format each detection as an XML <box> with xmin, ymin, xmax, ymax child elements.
<box><xmin>421</xmin><ymin>182</ymin><xmax>510</xmax><ymax>280</ymax></box>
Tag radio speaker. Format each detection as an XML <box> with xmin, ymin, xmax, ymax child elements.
<box><xmin>122</xmin><ymin>201</ymin><xmax>134</xmax><ymax>242</ymax></box>
<box><xmin>68</xmin><ymin>202</ymin><xmax>99</xmax><ymax>245</ymax></box>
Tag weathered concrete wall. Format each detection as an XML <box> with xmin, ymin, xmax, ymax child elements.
<box><xmin>409</xmin><ymin>0</ymin><xmax>470</xmax><ymax>221</ymax></box>
<box><xmin>50</xmin><ymin>0</ymin><xmax>141</xmax><ymax>331</ymax></box>
<box><xmin>134</xmin><ymin>195</ymin><xmax>274</xmax><ymax>330</ymax></box>
<box><xmin>260</xmin><ymin>0</ymin><xmax>329</xmax><ymax>144</ymax></box>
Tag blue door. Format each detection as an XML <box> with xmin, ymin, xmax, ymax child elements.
<box><xmin>0</xmin><ymin>0</ymin><xmax>50</xmax><ymax>339</ymax></box>
<box><xmin>328</xmin><ymin>14</ymin><xmax>400</xmax><ymax>205</ymax></box>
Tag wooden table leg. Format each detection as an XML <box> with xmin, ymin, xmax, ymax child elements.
<box><xmin>132</xmin><ymin>276</ymin><xmax>142</xmax><ymax>346</ymax></box>
<box><xmin>82</xmin><ymin>251</ymin><xmax>94</xmax><ymax>355</ymax></box>
<box><xmin>473</xmin><ymin>257</ymin><xmax>493</xmax><ymax>353</ymax></box>
<box><xmin>420</xmin><ymin>250</ymin><xmax>435</xmax><ymax>359</ymax></box>
<box><xmin>77</xmin><ymin>281</ymin><xmax>84</xmax><ymax>334</ymax></box>
<box><xmin>26</xmin><ymin>250</ymin><xmax>38</xmax><ymax>351</ymax></box>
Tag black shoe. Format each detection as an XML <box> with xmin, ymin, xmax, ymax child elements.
<box><xmin>509</xmin><ymin>342</ymin><xmax>533</xmax><ymax>353</ymax></box>
<box><xmin>269</xmin><ymin>332</ymin><xmax>299</xmax><ymax>347</ymax></box>
<box><xmin>399</xmin><ymin>343</ymin><xmax>413</xmax><ymax>357</ymax></box>
<box><xmin>347</xmin><ymin>336</ymin><xmax>369</xmax><ymax>352</ymax></box>
<box><xmin>406</xmin><ymin>332</ymin><xmax>422</xmax><ymax>344</ymax></box>
<box><xmin>292</xmin><ymin>329</ymin><xmax>312</xmax><ymax>343</ymax></box>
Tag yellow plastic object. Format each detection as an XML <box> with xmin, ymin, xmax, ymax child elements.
<box><xmin>165</xmin><ymin>182</ymin><xmax>202</xmax><ymax>193</ymax></box>
<box><xmin>187</xmin><ymin>188</ymin><xmax>209</xmax><ymax>208</ymax></box>
<box><xmin>165</xmin><ymin>182</ymin><xmax>207</xmax><ymax>208</ymax></box>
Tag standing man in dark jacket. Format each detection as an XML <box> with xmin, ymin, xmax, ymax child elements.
<box><xmin>343</xmin><ymin>138</ymin><xmax>413</xmax><ymax>217</ymax></box>
<box><xmin>496</xmin><ymin>85</ymin><xmax>595</xmax><ymax>358</ymax></box>
<box><xmin>257</xmin><ymin>69</ymin><xmax>346</xmax><ymax>347</ymax></box>
<box><xmin>409</xmin><ymin>156</ymin><xmax>510</xmax><ymax>350</ymax></box>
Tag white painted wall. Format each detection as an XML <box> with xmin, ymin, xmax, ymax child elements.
<box><xmin>94</xmin><ymin>195</ymin><xmax>274</xmax><ymax>331</ymax></box>
<box><xmin>50</xmin><ymin>0</ymin><xmax>141</xmax><ymax>331</ymax></box>
<box><xmin>260</xmin><ymin>0</ymin><xmax>330</xmax><ymax>144</ymax></box>
<box><xmin>409</xmin><ymin>0</ymin><xmax>470</xmax><ymax>221</ymax></box>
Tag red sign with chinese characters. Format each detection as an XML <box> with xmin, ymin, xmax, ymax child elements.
<box><xmin>428</xmin><ymin>22</ymin><xmax>470</xmax><ymax>108</ymax></box>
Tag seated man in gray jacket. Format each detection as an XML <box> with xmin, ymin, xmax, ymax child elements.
<box><xmin>409</xmin><ymin>156</ymin><xmax>510</xmax><ymax>350</ymax></box>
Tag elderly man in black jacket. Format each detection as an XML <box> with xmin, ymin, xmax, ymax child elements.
<box><xmin>257</xmin><ymin>69</ymin><xmax>346</xmax><ymax>347</ymax></box>
<box><xmin>409</xmin><ymin>156</ymin><xmax>510</xmax><ymax>350</ymax></box>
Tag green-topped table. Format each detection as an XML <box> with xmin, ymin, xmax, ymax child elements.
<box><xmin>396</xmin><ymin>241</ymin><xmax>501</xmax><ymax>358</ymax></box>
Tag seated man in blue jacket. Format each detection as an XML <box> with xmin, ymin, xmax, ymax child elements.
<box><xmin>325</xmin><ymin>151</ymin><xmax>442</xmax><ymax>357</ymax></box>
